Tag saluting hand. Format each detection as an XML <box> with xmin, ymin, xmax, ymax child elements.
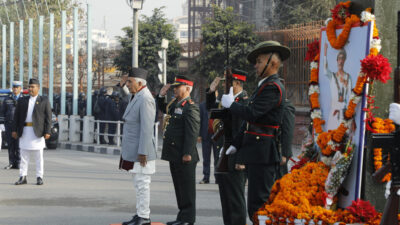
<box><xmin>209</xmin><ymin>77</ymin><xmax>222</xmax><ymax>92</ymax></box>
<box><xmin>12</xmin><ymin>132</ymin><xmax>18</xmax><ymax>139</ymax></box>
<box><xmin>138</xmin><ymin>154</ymin><xmax>147</xmax><ymax>167</ymax></box>
<box><xmin>182</xmin><ymin>154</ymin><xmax>192</xmax><ymax>163</ymax></box>
<box><xmin>44</xmin><ymin>134</ymin><xmax>51</xmax><ymax>140</ymax></box>
<box><xmin>159</xmin><ymin>84</ymin><xmax>171</xmax><ymax>97</ymax></box>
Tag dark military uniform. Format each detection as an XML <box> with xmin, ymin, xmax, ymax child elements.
<box><xmin>206</xmin><ymin>88</ymin><xmax>248</xmax><ymax>225</ymax></box>
<box><xmin>231</xmin><ymin>74</ymin><xmax>285</xmax><ymax>221</ymax></box>
<box><xmin>1</xmin><ymin>92</ymin><xmax>22</xmax><ymax>169</ymax></box>
<box><xmin>157</xmin><ymin>91</ymin><xmax>200</xmax><ymax>224</ymax></box>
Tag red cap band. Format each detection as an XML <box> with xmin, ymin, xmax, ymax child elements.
<box><xmin>232</xmin><ymin>74</ymin><xmax>246</xmax><ymax>81</ymax></box>
<box><xmin>175</xmin><ymin>78</ymin><xmax>193</xmax><ymax>86</ymax></box>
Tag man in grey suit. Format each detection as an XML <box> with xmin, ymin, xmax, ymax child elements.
<box><xmin>120</xmin><ymin>68</ymin><xmax>156</xmax><ymax>225</ymax></box>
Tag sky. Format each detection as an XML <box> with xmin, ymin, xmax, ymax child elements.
<box><xmin>83</xmin><ymin>0</ymin><xmax>186</xmax><ymax>40</ymax></box>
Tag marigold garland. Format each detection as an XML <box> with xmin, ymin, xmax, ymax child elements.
<box><xmin>255</xmin><ymin>3</ymin><xmax>396</xmax><ymax>224</ymax></box>
<box><xmin>326</xmin><ymin>14</ymin><xmax>360</xmax><ymax>49</ymax></box>
<box><xmin>371</xmin><ymin>118</ymin><xmax>396</xmax><ymax>182</ymax></box>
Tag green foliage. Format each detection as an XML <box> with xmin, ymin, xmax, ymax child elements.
<box><xmin>192</xmin><ymin>6</ymin><xmax>259</xmax><ymax>92</ymax></box>
<box><xmin>275</xmin><ymin>0</ymin><xmax>335</xmax><ymax>27</ymax></box>
<box><xmin>114</xmin><ymin>7</ymin><xmax>181</xmax><ymax>92</ymax></box>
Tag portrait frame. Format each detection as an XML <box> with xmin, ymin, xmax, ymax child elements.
<box><xmin>318</xmin><ymin>21</ymin><xmax>373</xmax><ymax>207</ymax></box>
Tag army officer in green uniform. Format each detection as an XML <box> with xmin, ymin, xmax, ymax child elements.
<box><xmin>221</xmin><ymin>41</ymin><xmax>291</xmax><ymax>222</ymax></box>
<box><xmin>157</xmin><ymin>76</ymin><xmax>200</xmax><ymax>225</ymax></box>
<box><xmin>206</xmin><ymin>69</ymin><xmax>249</xmax><ymax>225</ymax></box>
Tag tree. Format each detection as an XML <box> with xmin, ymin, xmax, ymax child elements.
<box><xmin>192</xmin><ymin>6</ymin><xmax>259</xmax><ymax>91</ymax></box>
<box><xmin>275</xmin><ymin>0</ymin><xmax>336</xmax><ymax>27</ymax></box>
<box><xmin>114</xmin><ymin>7</ymin><xmax>181</xmax><ymax>93</ymax></box>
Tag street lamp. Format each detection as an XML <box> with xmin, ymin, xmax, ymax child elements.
<box><xmin>126</xmin><ymin>0</ymin><xmax>144</xmax><ymax>68</ymax></box>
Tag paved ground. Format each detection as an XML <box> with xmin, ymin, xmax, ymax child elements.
<box><xmin>0</xmin><ymin>148</ymin><xmax>253</xmax><ymax>225</ymax></box>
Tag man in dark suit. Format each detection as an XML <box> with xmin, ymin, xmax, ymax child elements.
<box><xmin>157</xmin><ymin>76</ymin><xmax>200</xmax><ymax>225</ymax></box>
<box><xmin>206</xmin><ymin>69</ymin><xmax>249</xmax><ymax>225</ymax></box>
<box><xmin>221</xmin><ymin>41</ymin><xmax>291</xmax><ymax>222</ymax></box>
<box><xmin>12</xmin><ymin>78</ymin><xmax>52</xmax><ymax>185</ymax></box>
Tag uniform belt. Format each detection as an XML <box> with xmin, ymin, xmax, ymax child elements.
<box><xmin>246</xmin><ymin>123</ymin><xmax>278</xmax><ymax>136</ymax></box>
<box><xmin>24</xmin><ymin>122</ymin><xmax>33</xmax><ymax>127</ymax></box>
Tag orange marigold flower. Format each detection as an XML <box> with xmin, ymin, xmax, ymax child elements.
<box><xmin>344</xmin><ymin>100</ymin><xmax>357</xmax><ymax>119</ymax></box>
<box><xmin>310</xmin><ymin>68</ymin><xmax>319</xmax><ymax>83</ymax></box>
<box><xmin>309</xmin><ymin>93</ymin><xmax>320</xmax><ymax>109</ymax></box>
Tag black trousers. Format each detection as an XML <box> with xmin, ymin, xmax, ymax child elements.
<box><xmin>217</xmin><ymin>170</ymin><xmax>247</xmax><ymax>225</ymax></box>
<box><xmin>170</xmin><ymin>162</ymin><xmax>197</xmax><ymax>223</ymax></box>
<box><xmin>99</xmin><ymin>122</ymin><xmax>106</xmax><ymax>143</ymax></box>
<box><xmin>247</xmin><ymin>164</ymin><xmax>277</xmax><ymax>223</ymax></box>
<box><xmin>201</xmin><ymin>133</ymin><xmax>217</xmax><ymax>180</ymax></box>
<box><xmin>5</xmin><ymin>124</ymin><xmax>20</xmax><ymax>167</ymax></box>
<box><xmin>108</xmin><ymin>123</ymin><xmax>116</xmax><ymax>144</ymax></box>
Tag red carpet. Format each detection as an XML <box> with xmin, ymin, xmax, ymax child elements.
<box><xmin>110</xmin><ymin>223</ymin><xmax>165</xmax><ymax>225</ymax></box>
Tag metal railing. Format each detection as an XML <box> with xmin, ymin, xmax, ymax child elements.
<box><xmin>95</xmin><ymin>120</ymin><xmax>124</xmax><ymax>147</ymax></box>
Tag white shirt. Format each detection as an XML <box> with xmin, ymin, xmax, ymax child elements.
<box><xmin>25</xmin><ymin>95</ymin><xmax>38</xmax><ymax>122</ymax></box>
<box><xmin>19</xmin><ymin>95</ymin><xmax>46</xmax><ymax>150</ymax></box>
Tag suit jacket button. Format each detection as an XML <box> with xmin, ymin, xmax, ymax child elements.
<box><xmin>256</xmin><ymin>136</ymin><xmax>260</xmax><ymax>140</ymax></box>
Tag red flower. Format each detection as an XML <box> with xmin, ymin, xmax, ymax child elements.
<box><xmin>331</xmin><ymin>2</ymin><xmax>351</xmax><ymax>24</ymax></box>
<box><xmin>346</xmin><ymin>199</ymin><xmax>378</xmax><ymax>222</ymax></box>
<box><xmin>305</xmin><ymin>40</ymin><xmax>320</xmax><ymax>62</ymax></box>
<box><xmin>361</xmin><ymin>54</ymin><xmax>392</xmax><ymax>83</ymax></box>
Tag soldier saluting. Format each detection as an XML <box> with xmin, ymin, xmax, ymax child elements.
<box><xmin>206</xmin><ymin>69</ymin><xmax>248</xmax><ymax>225</ymax></box>
<box><xmin>157</xmin><ymin>76</ymin><xmax>200</xmax><ymax>225</ymax></box>
<box><xmin>221</xmin><ymin>41</ymin><xmax>291</xmax><ymax>222</ymax></box>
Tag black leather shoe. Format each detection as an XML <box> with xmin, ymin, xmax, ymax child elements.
<box><xmin>166</xmin><ymin>221</ymin><xmax>179</xmax><ymax>225</ymax></box>
<box><xmin>15</xmin><ymin>176</ymin><xmax>27</xmax><ymax>185</ymax></box>
<box><xmin>4</xmin><ymin>164</ymin><xmax>13</xmax><ymax>170</ymax></box>
<box><xmin>11</xmin><ymin>165</ymin><xmax>19</xmax><ymax>169</ymax></box>
<box><xmin>36</xmin><ymin>177</ymin><xmax>44</xmax><ymax>185</ymax></box>
<box><xmin>199</xmin><ymin>178</ymin><xmax>209</xmax><ymax>184</ymax></box>
<box><xmin>174</xmin><ymin>222</ymin><xmax>193</xmax><ymax>225</ymax></box>
<box><xmin>122</xmin><ymin>215</ymin><xmax>138</xmax><ymax>225</ymax></box>
<box><xmin>131</xmin><ymin>217</ymin><xmax>150</xmax><ymax>225</ymax></box>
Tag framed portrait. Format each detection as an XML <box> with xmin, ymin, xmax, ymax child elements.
<box><xmin>318</xmin><ymin>21</ymin><xmax>373</xmax><ymax>207</ymax></box>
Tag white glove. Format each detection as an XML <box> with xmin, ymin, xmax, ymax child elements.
<box><xmin>389</xmin><ymin>103</ymin><xmax>400</xmax><ymax>125</ymax></box>
<box><xmin>225</xmin><ymin>145</ymin><xmax>237</xmax><ymax>155</ymax></box>
<box><xmin>0</xmin><ymin>124</ymin><xmax>4</xmax><ymax>131</ymax></box>
<box><xmin>221</xmin><ymin>87</ymin><xmax>234</xmax><ymax>108</ymax></box>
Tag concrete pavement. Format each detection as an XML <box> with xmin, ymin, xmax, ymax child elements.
<box><xmin>0</xmin><ymin>148</ymin><xmax>243</xmax><ymax>225</ymax></box>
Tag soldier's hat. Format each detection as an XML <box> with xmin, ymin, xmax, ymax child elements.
<box><xmin>12</xmin><ymin>81</ymin><xmax>22</xmax><ymax>87</ymax></box>
<box><xmin>231</xmin><ymin>69</ymin><xmax>248</xmax><ymax>82</ymax></box>
<box><xmin>247</xmin><ymin>40</ymin><xmax>291</xmax><ymax>64</ymax></box>
<box><xmin>128</xmin><ymin>67</ymin><xmax>148</xmax><ymax>80</ymax></box>
<box><xmin>171</xmin><ymin>75</ymin><xmax>193</xmax><ymax>87</ymax></box>
<box><xmin>29</xmin><ymin>78</ymin><xmax>40</xmax><ymax>85</ymax></box>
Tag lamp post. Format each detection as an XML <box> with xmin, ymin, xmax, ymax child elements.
<box><xmin>126</xmin><ymin>0</ymin><xmax>144</xmax><ymax>68</ymax></box>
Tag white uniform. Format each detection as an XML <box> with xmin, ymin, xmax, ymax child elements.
<box><xmin>324</xmin><ymin>55</ymin><xmax>352</xmax><ymax>130</ymax></box>
<box><xmin>19</xmin><ymin>95</ymin><xmax>46</xmax><ymax>178</ymax></box>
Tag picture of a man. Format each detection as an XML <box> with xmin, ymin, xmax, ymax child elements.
<box><xmin>324</xmin><ymin>43</ymin><xmax>352</xmax><ymax>130</ymax></box>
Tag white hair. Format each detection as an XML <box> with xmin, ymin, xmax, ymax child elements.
<box><xmin>134</xmin><ymin>77</ymin><xmax>147</xmax><ymax>86</ymax></box>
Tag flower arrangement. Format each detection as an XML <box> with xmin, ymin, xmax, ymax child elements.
<box><xmin>324</xmin><ymin>141</ymin><xmax>355</xmax><ymax>208</ymax></box>
<box><xmin>371</xmin><ymin>118</ymin><xmax>396</xmax><ymax>182</ymax></box>
<box><xmin>255</xmin><ymin>2</ymin><xmax>397</xmax><ymax>224</ymax></box>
